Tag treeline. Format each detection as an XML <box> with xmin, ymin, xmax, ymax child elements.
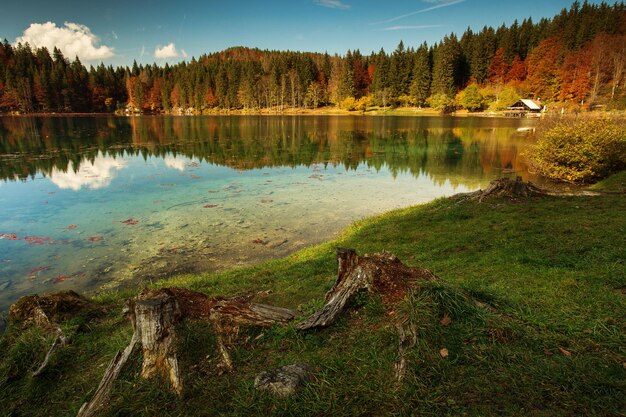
<box><xmin>0</xmin><ymin>1</ymin><xmax>624</xmax><ymax>114</ymax></box>
<box><xmin>0</xmin><ymin>116</ymin><xmax>527</xmax><ymax>188</ymax></box>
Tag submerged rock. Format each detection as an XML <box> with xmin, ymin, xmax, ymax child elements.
<box><xmin>254</xmin><ymin>363</ymin><xmax>311</xmax><ymax>397</ymax></box>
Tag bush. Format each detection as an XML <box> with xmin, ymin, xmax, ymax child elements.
<box><xmin>457</xmin><ymin>84</ymin><xmax>484</xmax><ymax>111</ymax></box>
<box><xmin>340</xmin><ymin>96</ymin><xmax>357</xmax><ymax>111</ymax></box>
<box><xmin>528</xmin><ymin>117</ymin><xmax>626</xmax><ymax>183</ymax></box>
<box><xmin>427</xmin><ymin>94</ymin><xmax>455</xmax><ymax>114</ymax></box>
<box><xmin>489</xmin><ymin>87</ymin><xmax>520</xmax><ymax>111</ymax></box>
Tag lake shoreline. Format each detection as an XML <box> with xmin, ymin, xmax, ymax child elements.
<box><xmin>4</xmin><ymin>106</ymin><xmax>625</xmax><ymax>118</ymax></box>
<box><xmin>1</xmin><ymin>172</ymin><xmax>624</xmax><ymax>416</ymax></box>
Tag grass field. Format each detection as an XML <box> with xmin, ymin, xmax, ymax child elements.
<box><xmin>1</xmin><ymin>173</ymin><xmax>624</xmax><ymax>417</ymax></box>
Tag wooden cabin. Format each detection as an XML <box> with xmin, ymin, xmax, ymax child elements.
<box><xmin>505</xmin><ymin>99</ymin><xmax>544</xmax><ymax>117</ymax></box>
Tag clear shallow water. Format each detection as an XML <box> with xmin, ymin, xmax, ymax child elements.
<box><xmin>0</xmin><ymin>115</ymin><xmax>537</xmax><ymax>311</ymax></box>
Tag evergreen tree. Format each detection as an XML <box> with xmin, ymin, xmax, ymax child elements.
<box><xmin>432</xmin><ymin>35</ymin><xmax>462</xmax><ymax>97</ymax></box>
<box><xmin>338</xmin><ymin>50</ymin><xmax>355</xmax><ymax>102</ymax></box>
<box><xmin>409</xmin><ymin>43</ymin><xmax>431</xmax><ymax>107</ymax></box>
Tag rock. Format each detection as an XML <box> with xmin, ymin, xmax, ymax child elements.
<box><xmin>254</xmin><ymin>363</ymin><xmax>311</xmax><ymax>397</ymax></box>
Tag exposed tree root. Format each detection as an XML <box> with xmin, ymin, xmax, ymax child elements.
<box><xmin>393</xmin><ymin>322</ymin><xmax>417</xmax><ymax>382</ymax></box>
<box><xmin>76</xmin><ymin>333</ymin><xmax>139</xmax><ymax>417</ymax></box>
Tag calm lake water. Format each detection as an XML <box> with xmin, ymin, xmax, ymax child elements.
<box><xmin>0</xmin><ymin>115</ymin><xmax>538</xmax><ymax>312</ymax></box>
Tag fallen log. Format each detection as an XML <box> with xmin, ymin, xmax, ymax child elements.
<box><xmin>78</xmin><ymin>287</ymin><xmax>297</xmax><ymax>416</ymax></box>
<box><xmin>297</xmin><ymin>249</ymin><xmax>435</xmax><ymax>330</ymax></box>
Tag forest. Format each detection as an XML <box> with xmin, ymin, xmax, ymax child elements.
<box><xmin>0</xmin><ymin>1</ymin><xmax>624</xmax><ymax>114</ymax></box>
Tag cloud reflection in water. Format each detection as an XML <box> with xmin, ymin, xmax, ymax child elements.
<box><xmin>50</xmin><ymin>153</ymin><xmax>127</xmax><ymax>190</ymax></box>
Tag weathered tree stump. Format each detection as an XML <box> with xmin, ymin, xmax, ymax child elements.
<box><xmin>461</xmin><ymin>177</ymin><xmax>544</xmax><ymax>202</ymax></box>
<box><xmin>9</xmin><ymin>291</ymin><xmax>100</xmax><ymax>330</ymax></box>
<box><xmin>128</xmin><ymin>290</ymin><xmax>183</xmax><ymax>394</ymax></box>
<box><xmin>297</xmin><ymin>249</ymin><xmax>435</xmax><ymax>330</ymax></box>
<box><xmin>7</xmin><ymin>291</ymin><xmax>102</xmax><ymax>378</ymax></box>
<box><xmin>78</xmin><ymin>287</ymin><xmax>297</xmax><ymax>417</ymax></box>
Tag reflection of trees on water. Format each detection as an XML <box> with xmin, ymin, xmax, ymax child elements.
<box><xmin>0</xmin><ymin>116</ymin><xmax>534</xmax><ymax>188</ymax></box>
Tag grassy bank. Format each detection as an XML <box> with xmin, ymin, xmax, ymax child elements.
<box><xmin>1</xmin><ymin>174</ymin><xmax>625</xmax><ymax>416</ymax></box>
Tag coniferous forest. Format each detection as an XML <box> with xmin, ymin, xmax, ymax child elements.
<box><xmin>0</xmin><ymin>1</ymin><xmax>624</xmax><ymax>114</ymax></box>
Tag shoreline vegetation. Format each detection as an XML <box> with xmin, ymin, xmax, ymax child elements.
<box><xmin>1</xmin><ymin>173</ymin><xmax>624</xmax><ymax>416</ymax></box>
<box><xmin>3</xmin><ymin>105</ymin><xmax>625</xmax><ymax>118</ymax></box>
<box><xmin>1</xmin><ymin>3</ymin><xmax>624</xmax><ymax>117</ymax></box>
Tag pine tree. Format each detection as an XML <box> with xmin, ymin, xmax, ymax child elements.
<box><xmin>409</xmin><ymin>43</ymin><xmax>431</xmax><ymax>107</ymax></box>
<box><xmin>432</xmin><ymin>35</ymin><xmax>461</xmax><ymax>97</ymax></box>
<box><xmin>338</xmin><ymin>50</ymin><xmax>355</xmax><ymax>102</ymax></box>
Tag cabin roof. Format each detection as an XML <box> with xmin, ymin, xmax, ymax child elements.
<box><xmin>520</xmin><ymin>99</ymin><xmax>542</xmax><ymax>110</ymax></box>
<box><xmin>507</xmin><ymin>99</ymin><xmax>543</xmax><ymax>111</ymax></box>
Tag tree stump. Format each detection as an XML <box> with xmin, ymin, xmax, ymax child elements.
<box><xmin>129</xmin><ymin>291</ymin><xmax>183</xmax><ymax>394</ymax></box>
<box><xmin>78</xmin><ymin>287</ymin><xmax>297</xmax><ymax>416</ymax></box>
<box><xmin>7</xmin><ymin>291</ymin><xmax>103</xmax><ymax>378</ymax></box>
<box><xmin>9</xmin><ymin>291</ymin><xmax>101</xmax><ymax>330</ymax></box>
<box><xmin>297</xmin><ymin>249</ymin><xmax>435</xmax><ymax>330</ymax></box>
<box><xmin>461</xmin><ymin>177</ymin><xmax>544</xmax><ymax>202</ymax></box>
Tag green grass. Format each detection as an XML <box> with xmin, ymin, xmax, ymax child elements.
<box><xmin>1</xmin><ymin>174</ymin><xmax>625</xmax><ymax>417</ymax></box>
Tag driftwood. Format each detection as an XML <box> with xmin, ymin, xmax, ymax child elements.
<box><xmin>460</xmin><ymin>177</ymin><xmax>544</xmax><ymax>203</ymax></box>
<box><xmin>7</xmin><ymin>291</ymin><xmax>102</xmax><ymax>377</ymax></box>
<box><xmin>297</xmin><ymin>249</ymin><xmax>435</xmax><ymax>330</ymax></box>
<box><xmin>78</xmin><ymin>287</ymin><xmax>297</xmax><ymax>417</ymax></box>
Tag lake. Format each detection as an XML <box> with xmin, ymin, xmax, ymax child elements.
<box><xmin>0</xmin><ymin>115</ymin><xmax>537</xmax><ymax>313</ymax></box>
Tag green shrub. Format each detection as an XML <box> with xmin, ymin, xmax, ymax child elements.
<box><xmin>427</xmin><ymin>93</ymin><xmax>455</xmax><ymax>114</ymax></box>
<box><xmin>528</xmin><ymin>118</ymin><xmax>626</xmax><ymax>183</ymax></box>
<box><xmin>457</xmin><ymin>84</ymin><xmax>484</xmax><ymax>111</ymax></box>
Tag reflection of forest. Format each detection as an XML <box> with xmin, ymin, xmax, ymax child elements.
<box><xmin>0</xmin><ymin>116</ymin><xmax>534</xmax><ymax>188</ymax></box>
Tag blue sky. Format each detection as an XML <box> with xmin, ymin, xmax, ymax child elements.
<box><xmin>0</xmin><ymin>0</ymin><xmax>607</xmax><ymax>67</ymax></box>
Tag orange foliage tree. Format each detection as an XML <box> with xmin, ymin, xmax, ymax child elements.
<box><xmin>525</xmin><ymin>37</ymin><xmax>564</xmax><ymax>101</ymax></box>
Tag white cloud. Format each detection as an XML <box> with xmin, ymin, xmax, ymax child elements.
<box><xmin>384</xmin><ymin>24</ymin><xmax>445</xmax><ymax>31</ymax></box>
<box><xmin>50</xmin><ymin>154</ymin><xmax>126</xmax><ymax>191</ymax></box>
<box><xmin>373</xmin><ymin>0</ymin><xmax>464</xmax><ymax>24</ymax></box>
<box><xmin>181</xmin><ymin>49</ymin><xmax>188</xmax><ymax>58</ymax></box>
<box><xmin>315</xmin><ymin>0</ymin><xmax>350</xmax><ymax>10</ymax></box>
<box><xmin>163</xmin><ymin>156</ymin><xmax>186</xmax><ymax>171</ymax></box>
<box><xmin>154</xmin><ymin>42</ymin><xmax>180</xmax><ymax>59</ymax></box>
<box><xmin>15</xmin><ymin>22</ymin><xmax>114</xmax><ymax>61</ymax></box>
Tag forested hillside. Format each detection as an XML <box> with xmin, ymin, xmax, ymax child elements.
<box><xmin>0</xmin><ymin>1</ymin><xmax>624</xmax><ymax>114</ymax></box>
